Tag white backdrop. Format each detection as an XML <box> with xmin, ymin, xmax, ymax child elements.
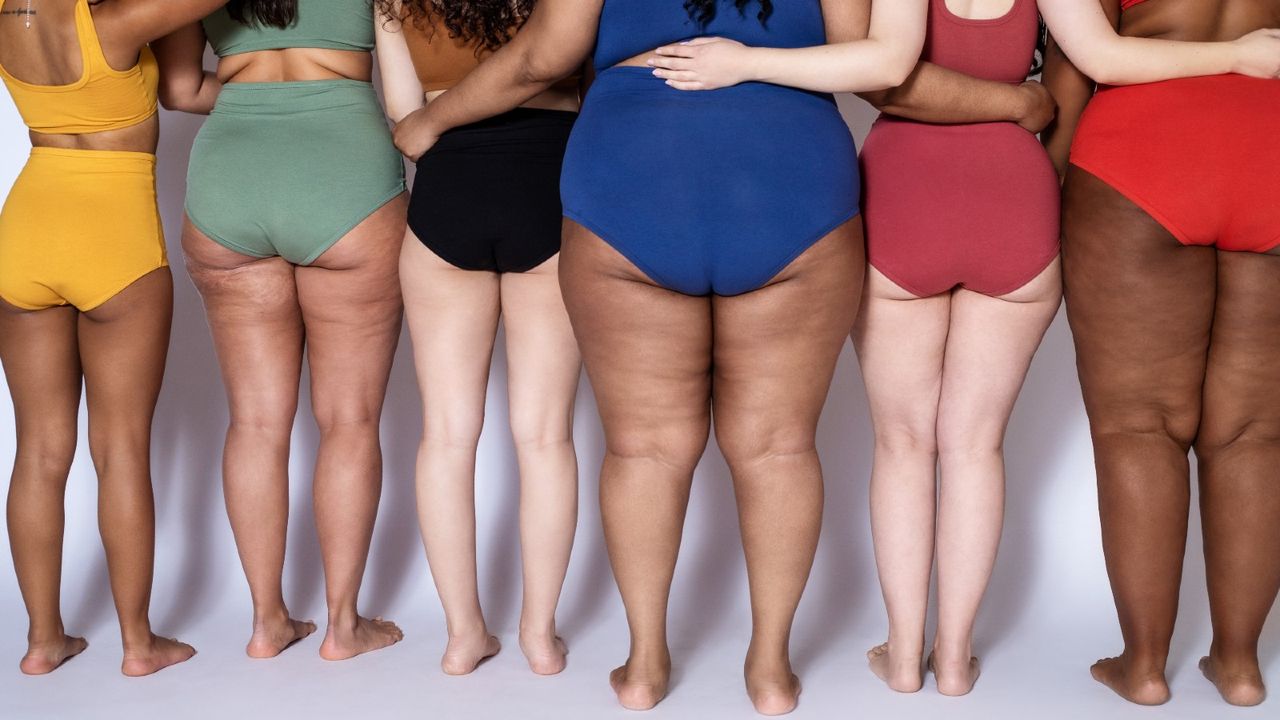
<box><xmin>0</xmin><ymin>83</ymin><xmax>1275</xmax><ymax>720</ymax></box>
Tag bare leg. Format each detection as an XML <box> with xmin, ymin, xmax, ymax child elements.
<box><xmin>560</xmin><ymin>222</ymin><xmax>713</xmax><ymax>711</ymax></box>
<box><xmin>400</xmin><ymin>235</ymin><xmax>502</xmax><ymax>674</ymax></box>
<box><xmin>183</xmin><ymin>221</ymin><xmax>316</xmax><ymax>659</ymax></box>
<box><xmin>931</xmin><ymin>261</ymin><xmax>1060</xmax><ymax>696</ymax></box>
<box><xmin>297</xmin><ymin>196</ymin><xmax>407</xmax><ymax>661</ymax></box>
<box><xmin>1063</xmin><ymin>168</ymin><xmax>1215</xmax><ymax>706</ymax></box>
<box><xmin>1194</xmin><ymin>250</ymin><xmax>1280</xmax><ymax>707</ymax></box>
<box><xmin>501</xmin><ymin>254</ymin><xmax>582</xmax><ymax>675</ymax></box>
<box><xmin>0</xmin><ymin>303</ymin><xmax>87</xmax><ymax>674</ymax></box>
<box><xmin>853</xmin><ymin>268</ymin><xmax>950</xmax><ymax>694</ymax></box>
<box><xmin>712</xmin><ymin>222</ymin><xmax>862</xmax><ymax>715</ymax></box>
<box><xmin>78</xmin><ymin>269</ymin><xmax>196</xmax><ymax>676</ymax></box>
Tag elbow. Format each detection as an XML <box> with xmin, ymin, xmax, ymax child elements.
<box><xmin>520</xmin><ymin>47</ymin><xmax>573</xmax><ymax>89</ymax></box>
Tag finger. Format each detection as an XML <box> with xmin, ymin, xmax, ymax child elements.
<box><xmin>665</xmin><ymin>80</ymin><xmax>708</xmax><ymax>92</ymax></box>
<box><xmin>680</xmin><ymin>36</ymin><xmax>722</xmax><ymax>46</ymax></box>
<box><xmin>652</xmin><ymin>69</ymin><xmax>699</xmax><ymax>83</ymax></box>
<box><xmin>647</xmin><ymin>56</ymin><xmax>693</xmax><ymax>71</ymax></box>
<box><xmin>653</xmin><ymin>44</ymin><xmax>697</xmax><ymax>58</ymax></box>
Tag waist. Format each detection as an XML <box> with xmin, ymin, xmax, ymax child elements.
<box><xmin>217</xmin><ymin>48</ymin><xmax>372</xmax><ymax>84</ymax></box>
<box><xmin>27</xmin><ymin>114</ymin><xmax>160</xmax><ymax>155</ymax></box>
<box><xmin>424</xmin><ymin>84</ymin><xmax>581</xmax><ymax>113</ymax></box>
<box><xmin>585</xmin><ymin>66</ymin><xmax>837</xmax><ymax>106</ymax></box>
<box><xmin>210</xmin><ymin>79</ymin><xmax>384</xmax><ymax>116</ymax></box>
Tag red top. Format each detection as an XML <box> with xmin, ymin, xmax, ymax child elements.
<box><xmin>1120</xmin><ymin>0</ymin><xmax>1150</xmax><ymax>9</ymax></box>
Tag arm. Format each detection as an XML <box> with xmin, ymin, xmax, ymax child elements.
<box><xmin>98</xmin><ymin>0</ymin><xmax>230</xmax><ymax>46</ymax></box>
<box><xmin>1039</xmin><ymin>0</ymin><xmax>1280</xmax><ymax>85</ymax></box>
<box><xmin>1040</xmin><ymin>26</ymin><xmax>1106</xmax><ymax>178</ymax></box>
<box><xmin>649</xmin><ymin>0</ymin><xmax>928</xmax><ymax>93</ymax></box>
<box><xmin>375</xmin><ymin>11</ymin><xmax>425</xmax><ymax>122</ymax></box>
<box><xmin>392</xmin><ymin>0</ymin><xmax>601</xmax><ymax>160</ymax></box>
<box><xmin>152</xmin><ymin>23</ymin><xmax>220</xmax><ymax>115</ymax></box>
<box><xmin>860</xmin><ymin>63</ymin><xmax>1056</xmax><ymax>132</ymax></box>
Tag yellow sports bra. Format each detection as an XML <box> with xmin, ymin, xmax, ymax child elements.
<box><xmin>0</xmin><ymin>0</ymin><xmax>159</xmax><ymax>135</ymax></box>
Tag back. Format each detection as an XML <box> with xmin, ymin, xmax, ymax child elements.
<box><xmin>1118</xmin><ymin>0</ymin><xmax>1280</xmax><ymax>41</ymax></box>
<box><xmin>593</xmin><ymin>0</ymin><xmax>825</xmax><ymax>71</ymax></box>
<box><xmin>923</xmin><ymin>0</ymin><xmax>1038</xmax><ymax>84</ymax></box>
<box><xmin>203</xmin><ymin>0</ymin><xmax>375</xmax><ymax>57</ymax></box>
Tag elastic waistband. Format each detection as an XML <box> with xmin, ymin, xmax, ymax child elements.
<box><xmin>29</xmin><ymin>146</ymin><xmax>157</xmax><ymax>163</ymax></box>
<box><xmin>450</xmin><ymin>107</ymin><xmax>578</xmax><ymax>133</ymax></box>
<box><xmin>213</xmin><ymin>79</ymin><xmax>381</xmax><ymax>115</ymax></box>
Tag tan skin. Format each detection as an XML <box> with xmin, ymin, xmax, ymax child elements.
<box><xmin>153</xmin><ymin>10</ymin><xmax>408</xmax><ymax>661</ymax></box>
<box><xmin>1043</xmin><ymin>0</ymin><xmax>1280</xmax><ymax>708</ymax></box>
<box><xmin>0</xmin><ymin>0</ymin><xmax>230</xmax><ymax>677</ymax></box>
<box><xmin>388</xmin><ymin>0</ymin><xmax>930</xmax><ymax>714</ymax></box>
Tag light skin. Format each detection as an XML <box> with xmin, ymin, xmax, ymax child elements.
<box><xmin>389</xmin><ymin>0</ymin><xmax>926</xmax><ymax>714</ymax></box>
<box><xmin>0</xmin><ymin>0</ymin><xmax>235</xmax><ymax>677</ymax></box>
<box><xmin>154</xmin><ymin>10</ymin><xmax>408</xmax><ymax>661</ymax></box>
<box><xmin>375</xmin><ymin>7</ymin><xmax>583</xmax><ymax>676</ymax></box>
<box><xmin>1042</xmin><ymin>0</ymin><xmax>1280</xmax><ymax>707</ymax></box>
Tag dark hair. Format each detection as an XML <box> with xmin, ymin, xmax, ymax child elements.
<box><xmin>684</xmin><ymin>0</ymin><xmax>772</xmax><ymax>26</ymax></box>
<box><xmin>379</xmin><ymin>1</ymin><xmax>536</xmax><ymax>53</ymax></box>
<box><xmin>227</xmin><ymin>0</ymin><xmax>298</xmax><ymax>29</ymax></box>
<box><xmin>1030</xmin><ymin>19</ymin><xmax>1048</xmax><ymax>76</ymax></box>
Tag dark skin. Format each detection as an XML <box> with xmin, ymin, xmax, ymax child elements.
<box><xmin>1043</xmin><ymin>0</ymin><xmax>1280</xmax><ymax>707</ymax></box>
<box><xmin>0</xmin><ymin>0</ymin><xmax>231</xmax><ymax>676</ymax></box>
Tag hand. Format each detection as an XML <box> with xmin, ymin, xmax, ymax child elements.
<box><xmin>1230</xmin><ymin>28</ymin><xmax>1280</xmax><ymax>79</ymax></box>
<box><xmin>1014</xmin><ymin>80</ymin><xmax>1057</xmax><ymax>134</ymax></box>
<box><xmin>392</xmin><ymin>107</ymin><xmax>440</xmax><ymax>161</ymax></box>
<box><xmin>648</xmin><ymin>37</ymin><xmax>756</xmax><ymax>91</ymax></box>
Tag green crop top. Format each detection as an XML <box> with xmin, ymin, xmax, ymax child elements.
<box><xmin>203</xmin><ymin>1</ymin><xmax>375</xmax><ymax>57</ymax></box>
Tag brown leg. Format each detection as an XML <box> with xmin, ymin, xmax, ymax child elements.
<box><xmin>711</xmin><ymin>220</ymin><xmax>863</xmax><ymax>715</ymax></box>
<box><xmin>1062</xmin><ymin>167</ymin><xmax>1216</xmax><ymax>706</ymax></box>
<box><xmin>0</xmin><ymin>302</ymin><xmax>86</xmax><ymax>674</ymax></box>
<box><xmin>1194</xmin><ymin>250</ymin><xmax>1280</xmax><ymax>707</ymax></box>
<box><xmin>78</xmin><ymin>268</ymin><xmax>196</xmax><ymax>676</ymax></box>
<box><xmin>559</xmin><ymin>221</ymin><xmax>713</xmax><ymax>712</ymax></box>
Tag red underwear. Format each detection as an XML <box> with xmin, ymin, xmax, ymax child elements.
<box><xmin>1070</xmin><ymin>74</ymin><xmax>1280</xmax><ymax>254</ymax></box>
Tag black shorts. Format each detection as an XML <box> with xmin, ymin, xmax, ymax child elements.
<box><xmin>409</xmin><ymin>107</ymin><xmax>577</xmax><ymax>273</ymax></box>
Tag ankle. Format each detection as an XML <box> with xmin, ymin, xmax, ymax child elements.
<box><xmin>27</xmin><ymin>622</ymin><xmax>69</xmax><ymax>647</ymax></box>
<box><xmin>446</xmin><ymin>617</ymin><xmax>490</xmax><ymax>641</ymax></box>
<box><xmin>252</xmin><ymin>604</ymin><xmax>292</xmax><ymax>629</ymax></box>
<box><xmin>931</xmin><ymin>638</ymin><xmax>973</xmax><ymax>663</ymax></box>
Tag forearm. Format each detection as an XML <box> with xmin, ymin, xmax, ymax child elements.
<box><xmin>1040</xmin><ymin>40</ymin><xmax>1094</xmax><ymax>178</ymax></box>
<box><xmin>860</xmin><ymin>62</ymin><xmax>1032</xmax><ymax>124</ymax></box>
<box><xmin>416</xmin><ymin>45</ymin><xmax>555</xmax><ymax>136</ymax></box>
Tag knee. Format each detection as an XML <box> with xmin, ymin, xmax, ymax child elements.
<box><xmin>1195</xmin><ymin>416</ymin><xmax>1280</xmax><ymax>460</ymax></box>
<box><xmin>714</xmin><ymin>415</ymin><xmax>817</xmax><ymax>470</ymax></box>
<box><xmin>509</xmin><ymin>409</ymin><xmax>573</xmax><ymax>453</ymax></box>
<box><xmin>87</xmin><ymin>423</ymin><xmax>150</xmax><ymax>478</ymax></box>
<box><xmin>314</xmin><ymin>408</ymin><xmax>381</xmax><ymax>440</ymax></box>
<box><xmin>14</xmin><ymin>423</ymin><xmax>78</xmax><ymax>482</ymax></box>
<box><xmin>936</xmin><ymin>421</ymin><xmax>1003</xmax><ymax>464</ymax></box>
<box><xmin>228</xmin><ymin>405</ymin><xmax>296</xmax><ymax>446</ymax></box>
<box><xmin>1088</xmin><ymin>400</ymin><xmax>1200</xmax><ymax>452</ymax></box>
<box><xmin>872</xmin><ymin>419</ymin><xmax>939</xmax><ymax>460</ymax></box>
<box><xmin>606</xmin><ymin>417</ymin><xmax>710</xmax><ymax>473</ymax></box>
<box><xmin>422</xmin><ymin>408</ymin><xmax>485</xmax><ymax>452</ymax></box>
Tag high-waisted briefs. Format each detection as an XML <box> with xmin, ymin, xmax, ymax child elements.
<box><xmin>186</xmin><ymin>79</ymin><xmax>405</xmax><ymax>265</ymax></box>
<box><xmin>0</xmin><ymin>147</ymin><xmax>166</xmax><ymax>311</ymax></box>
<box><xmin>561</xmin><ymin>67</ymin><xmax>860</xmax><ymax>297</ymax></box>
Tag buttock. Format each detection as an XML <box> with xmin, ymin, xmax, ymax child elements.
<box><xmin>186</xmin><ymin>80</ymin><xmax>406</xmax><ymax>265</ymax></box>
<box><xmin>0</xmin><ymin>148</ymin><xmax>166</xmax><ymax>311</ymax></box>
<box><xmin>1070</xmin><ymin>74</ymin><xmax>1280</xmax><ymax>254</ymax></box>
<box><xmin>561</xmin><ymin>67</ymin><xmax>860</xmax><ymax>297</ymax></box>
<box><xmin>409</xmin><ymin>107</ymin><xmax>576</xmax><ymax>273</ymax></box>
<box><xmin>861</xmin><ymin>118</ymin><xmax>1061</xmax><ymax>297</ymax></box>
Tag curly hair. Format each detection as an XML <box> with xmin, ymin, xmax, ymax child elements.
<box><xmin>684</xmin><ymin>0</ymin><xmax>772</xmax><ymax>26</ymax></box>
<box><xmin>378</xmin><ymin>1</ymin><xmax>536</xmax><ymax>52</ymax></box>
<box><xmin>226</xmin><ymin>0</ymin><xmax>298</xmax><ymax>28</ymax></box>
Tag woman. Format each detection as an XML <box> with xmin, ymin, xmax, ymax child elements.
<box><xmin>1041</xmin><ymin>0</ymin><xmax>1280</xmax><ymax>708</ymax></box>
<box><xmin>154</xmin><ymin>0</ymin><xmax>408</xmax><ymax>661</ymax></box>
<box><xmin>0</xmin><ymin>0</ymin><xmax>227</xmax><ymax>676</ymax></box>
<box><xmin>374</xmin><ymin>0</ymin><xmax>583</xmax><ymax>676</ymax></box>
<box><xmin>393</xmin><ymin>0</ymin><xmax>928</xmax><ymax>713</ymax></box>
<box><xmin>660</xmin><ymin>0</ymin><xmax>1280</xmax><ymax>703</ymax></box>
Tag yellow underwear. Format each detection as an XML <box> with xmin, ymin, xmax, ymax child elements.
<box><xmin>0</xmin><ymin>147</ymin><xmax>167</xmax><ymax>312</ymax></box>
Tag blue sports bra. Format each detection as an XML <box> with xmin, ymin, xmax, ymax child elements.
<box><xmin>203</xmin><ymin>0</ymin><xmax>375</xmax><ymax>58</ymax></box>
<box><xmin>593</xmin><ymin>0</ymin><xmax>826</xmax><ymax>71</ymax></box>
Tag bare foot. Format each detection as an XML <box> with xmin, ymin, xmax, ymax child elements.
<box><xmin>440</xmin><ymin>630</ymin><xmax>501</xmax><ymax>675</ymax></box>
<box><xmin>319</xmin><ymin>616</ymin><xmax>403</xmax><ymax>661</ymax></box>
<box><xmin>745</xmin><ymin>666</ymin><xmax>802</xmax><ymax>716</ymax></box>
<box><xmin>1090</xmin><ymin>656</ymin><xmax>1169</xmax><ymax>705</ymax></box>
<box><xmin>867</xmin><ymin>642</ymin><xmax>923</xmax><ymax>693</ymax></box>
<box><xmin>246</xmin><ymin>617</ymin><xmax>318</xmax><ymax>659</ymax></box>
<box><xmin>610</xmin><ymin>658</ymin><xmax>670</xmax><ymax>711</ymax></box>
<box><xmin>519</xmin><ymin>631</ymin><xmax>567</xmax><ymax>676</ymax></box>
<box><xmin>927</xmin><ymin>652</ymin><xmax>981</xmax><ymax>696</ymax></box>
<box><xmin>1199</xmin><ymin>655</ymin><xmax>1266</xmax><ymax>707</ymax></box>
<box><xmin>19</xmin><ymin>635</ymin><xmax>88</xmax><ymax>675</ymax></box>
<box><xmin>121</xmin><ymin>635</ymin><xmax>197</xmax><ymax>677</ymax></box>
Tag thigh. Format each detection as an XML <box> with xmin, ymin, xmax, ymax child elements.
<box><xmin>1197</xmin><ymin>251</ymin><xmax>1280</xmax><ymax>448</ymax></box>
<box><xmin>0</xmin><ymin>302</ymin><xmax>81</xmax><ymax>450</ymax></box>
<box><xmin>1062</xmin><ymin>168</ymin><xmax>1215</xmax><ymax>438</ymax></box>
<box><xmin>183</xmin><ymin>220</ymin><xmax>304</xmax><ymax>426</ymax></box>
<box><xmin>401</xmin><ymin>232</ymin><xmax>500</xmax><ymax>439</ymax></box>
<box><xmin>500</xmin><ymin>254</ymin><xmax>581</xmax><ymax>440</ymax></box>
<box><xmin>296</xmin><ymin>196</ymin><xmax>407</xmax><ymax>424</ymax></box>
<box><xmin>559</xmin><ymin>221</ymin><xmax>712</xmax><ymax>461</ymax></box>
<box><xmin>937</xmin><ymin>260</ymin><xmax>1062</xmax><ymax>447</ymax></box>
<box><xmin>853</xmin><ymin>267</ymin><xmax>951</xmax><ymax>444</ymax></box>
<box><xmin>78</xmin><ymin>268</ymin><xmax>172</xmax><ymax>439</ymax></box>
<box><xmin>711</xmin><ymin>220</ymin><xmax>863</xmax><ymax>446</ymax></box>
